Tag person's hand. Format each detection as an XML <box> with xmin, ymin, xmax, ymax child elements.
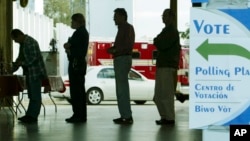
<box><xmin>64</xmin><ymin>43</ymin><xmax>71</xmax><ymax>55</ymax></box>
<box><xmin>107</xmin><ymin>46</ymin><xmax>116</xmax><ymax>54</ymax></box>
<box><xmin>11</xmin><ymin>62</ymin><xmax>20</xmax><ymax>73</ymax></box>
<box><xmin>64</xmin><ymin>43</ymin><xmax>71</xmax><ymax>49</ymax></box>
<box><xmin>16</xmin><ymin>60</ymin><xmax>23</xmax><ymax>66</ymax></box>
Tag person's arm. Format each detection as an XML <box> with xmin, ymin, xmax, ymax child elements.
<box><xmin>12</xmin><ymin>46</ymin><xmax>23</xmax><ymax>72</ymax></box>
<box><xmin>154</xmin><ymin>29</ymin><xmax>178</xmax><ymax>51</ymax></box>
<box><xmin>69</xmin><ymin>28</ymin><xmax>89</xmax><ymax>59</ymax></box>
<box><xmin>113</xmin><ymin>24</ymin><xmax>135</xmax><ymax>55</ymax></box>
<box><xmin>64</xmin><ymin>37</ymin><xmax>71</xmax><ymax>56</ymax></box>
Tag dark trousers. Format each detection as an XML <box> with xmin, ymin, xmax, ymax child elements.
<box><xmin>26</xmin><ymin>76</ymin><xmax>42</xmax><ymax>118</ymax></box>
<box><xmin>114</xmin><ymin>55</ymin><xmax>132</xmax><ymax>118</ymax></box>
<box><xmin>68</xmin><ymin>61</ymin><xmax>86</xmax><ymax>119</ymax></box>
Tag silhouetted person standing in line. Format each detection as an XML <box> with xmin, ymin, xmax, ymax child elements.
<box><xmin>64</xmin><ymin>13</ymin><xmax>89</xmax><ymax>123</ymax></box>
<box><xmin>153</xmin><ymin>9</ymin><xmax>181</xmax><ymax>125</ymax></box>
<box><xmin>107</xmin><ymin>8</ymin><xmax>135</xmax><ymax>124</ymax></box>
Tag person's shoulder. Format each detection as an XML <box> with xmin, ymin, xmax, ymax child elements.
<box><xmin>126</xmin><ymin>22</ymin><xmax>134</xmax><ymax>27</ymax></box>
<box><xmin>77</xmin><ymin>26</ymin><xmax>88</xmax><ymax>34</ymax></box>
<box><xmin>164</xmin><ymin>25</ymin><xmax>178</xmax><ymax>33</ymax></box>
<box><xmin>25</xmin><ymin>35</ymin><xmax>38</xmax><ymax>43</ymax></box>
<box><xmin>122</xmin><ymin>22</ymin><xmax>134</xmax><ymax>31</ymax></box>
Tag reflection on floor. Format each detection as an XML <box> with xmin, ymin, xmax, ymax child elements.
<box><xmin>0</xmin><ymin>100</ymin><xmax>202</xmax><ymax>141</ymax></box>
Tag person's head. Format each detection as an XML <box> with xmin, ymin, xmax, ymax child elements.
<box><xmin>162</xmin><ymin>9</ymin><xmax>175</xmax><ymax>26</ymax></box>
<box><xmin>11</xmin><ymin>29</ymin><xmax>25</xmax><ymax>43</ymax></box>
<box><xmin>71</xmin><ymin>13</ymin><xmax>86</xmax><ymax>29</ymax></box>
<box><xmin>113</xmin><ymin>8</ymin><xmax>127</xmax><ymax>25</ymax></box>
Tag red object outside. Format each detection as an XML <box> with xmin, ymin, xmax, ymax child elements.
<box><xmin>87</xmin><ymin>41</ymin><xmax>189</xmax><ymax>85</ymax></box>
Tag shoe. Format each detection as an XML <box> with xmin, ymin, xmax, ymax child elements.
<box><xmin>155</xmin><ymin>119</ymin><xmax>175</xmax><ymax>125</ymax></box>
<box><xmin>18</xmin><ymin>115</ymin><xmax>37</xmax><ymax>123</ymax></box>
<box><xmin>175</xmin><ymin>92</ymin><xmax>186</xmax><ymax>103</ymax></box>
<box><xmin>66</xmin><ymin>98</ymin><xmax>72</xmax><ymax>104</ymax></box>
<box><xmin>113</xmin><ymin>117</ymin><xmax>133</xmax><ymax>124</ymax></box>
<box><xmin>65</xmin><ymin>116</ymin><xmax>86</xmax><ymax>123</ymax></box>
<box><xmin>18</xmin><ymin>115</ymin><xmax>27</xmax><ymax>121</ymax></box>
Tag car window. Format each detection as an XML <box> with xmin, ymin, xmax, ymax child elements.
<box><xmin>128</xmin><ymin>70</ymin><xmax>142</xmax><ymax>81</ymax></box>
<box><xmin>97</xmin><ymin>68</ymin><xmax>115</xmax><ymax>79</ymax></box>
<box><xmin>97</xmin><ymin>68</ymin><xmax>142</xmax><ymax>80</ymax></box>
<box><xmin>152</xmin><ymin>50</ymin><xmax>157</xmax><ymax>65</ymax></box>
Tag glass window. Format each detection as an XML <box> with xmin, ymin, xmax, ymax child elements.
<box><xmin>152</xmin><ymin>50</ymin><xmax>157</xmax><ymax>65</ymax></box>
<box><xmin>128</xmin><ymin>70</ymin><xmax>142</xmax><ymax>80</ymax></box>
<box><xmin>97</xmin><ymin>68</ymin><xmax>115</xmax><ymax>78</ymax></box>
<box><xmin>152</xmin><ymin>50</ymin><xmax>158</xmax><ymax>59</ymax></box>
<box><xmin>97</xmin><ymin>68</ymin><xmax>142</xmax><ymax>81</ymax></box>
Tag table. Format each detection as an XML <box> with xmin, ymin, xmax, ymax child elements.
<box><xmin>43</xmin><ymin>76</ymin><xmax>66</xmax><ymax>113</ymax></box>
<box><xmin>0</xmin><ymin>75</ymin><xmax>65</xmax><ymax>116</ymax></box>
<box><xmin>0</xmin><ymin>75</ymin><xmax>24</xmax><ymax>116</ymax></box>
<box><xmin>0</xmin><ymin>75</ymin><xmax>23</xmax><ymax>97</ymax></box>
<box><xmin>18</xmin><ymin>75</ymin><xmax>65</xmax><ymax>114</ymax></box>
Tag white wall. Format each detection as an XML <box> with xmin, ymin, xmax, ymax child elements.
<box><xmin>12</xmin><ymin>3</ymin><xmax>53</xmax><ymax>53</ymax></box>
<box><xmin>86</xmin><ymin>0</ymin><xmax>191</xmax><ymax>41</ymax></box>
<box><xmin>133</xmin><ymin>0</ymin><xmax>192</xmax><ymax>40</ymax></box>
<box><xmin>12</xmin><ymin>2</ymin><xmax>75</xmax><ymax>76</ymax></box>
<box><xmin>86</xmin><ymin>0</ymin><xmax>133</xmax><ymax>39</ymax></box>
<box><xmin>55</xmin><ymin>23</ymin><xmax>74</xmax><ymax>76</ymax></box>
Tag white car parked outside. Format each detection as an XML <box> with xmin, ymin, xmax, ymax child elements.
<box><xmin>60</xmin><ymin>66</ymin><xmax>155</xmax><ymax>105</ymax></box>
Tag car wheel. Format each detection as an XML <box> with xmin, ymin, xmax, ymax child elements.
<box><xmin>134</xmin><ymin>101</ymin><xmax>146</xmax><ymax>105</ymax></box>
<box><xmin>87</xmin><ymin>88</ymin><xmax>103</xmax><ymax>105</ymax></box>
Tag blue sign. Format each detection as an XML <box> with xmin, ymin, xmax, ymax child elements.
<box><xmin>190</xmin><ymin>7</ymin><xmax>250</xmax><ymax>129</ymax></box>
<box><xmin>192</xmin><ymin>0</ymin><xmax>208</xmax><ymax>3</ymax></box>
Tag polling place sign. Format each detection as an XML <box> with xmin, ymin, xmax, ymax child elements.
<box><xmin>189</xmin><ymin>7</ymin><xmax>250</xmax><ymax>129</ymax></box>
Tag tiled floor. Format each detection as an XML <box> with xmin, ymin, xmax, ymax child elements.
<box><xmin>0</xmin><ymin>99</ymin><xmax>202</xmax><ymax>141</ymax></box>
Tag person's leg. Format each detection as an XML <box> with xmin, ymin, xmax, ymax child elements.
<box><xmin>153</xmin><ymin>68</ymin><xmax>166</xmax><ymax>118</ymax></box>
<box><xmin>66</xmin><ymin>62</ymin><xmax>86</xmax><ymax>122</ymax></box>
<box><xmin>154</xmin><ymin>68</ymin><xmax>176</xmax><ymax>125</ymax></box>
<box><xmin>26</xmin><ymin>78</ymin><xmax>42</xmax><ymax>118</ymax></box>
<box><xmin>114</xmin><ymin>56</ymin><xmax>132</xmax><ymax>119</ymax></box>
<box><xmin>68</xmin><ymin>63</ymin><xmax>76</xmax><ymax>116</ymax></box>
<box><xmin>163</xmin><ymin>68</ymin><xmax>176</xmax><ymax>120</ymax></box>
<box><xmin>70</xmin><ymin>73</ymin><xmax>86</xmax><ymax>119</ymax></box>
